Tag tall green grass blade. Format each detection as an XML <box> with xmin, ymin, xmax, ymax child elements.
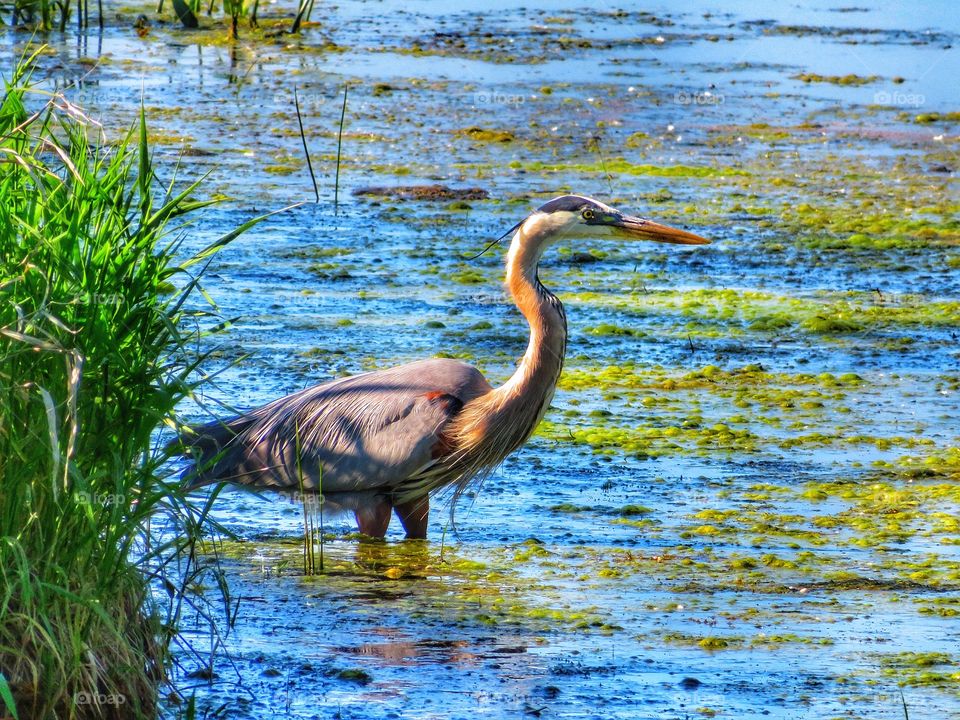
<box><xmin>172</xmin><ymin>0</ymin><xmax>199</xmax><ymax>27</ymax></box>
<box><xmin>334</xmin><ymin>83</ymin><xmax>348</xmax><ymax>212</ymax></box>
<box><xmin>35</xmin><ymin>385</ymin><xmax>63</xmax><ymax>498</ymax></box>
<box><xmin>0</xmin><ymin>673</ymin><xmax>19</xmax><ymax>720</ymax></box>
<box><xmin>138</xmin><ymin>102</ymin><xmax>152</xmax><ymax>221</ymax></box>
<box><xmin>294</xmin><ymin>87</ymin><xmax>319</xmax><ymax>203</ymax></box>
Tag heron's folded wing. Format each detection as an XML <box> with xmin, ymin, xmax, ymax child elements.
<box><xmin>180</xmin><ymin>358</ymin><xmax>490</xmax><ymax>493</ymax></box>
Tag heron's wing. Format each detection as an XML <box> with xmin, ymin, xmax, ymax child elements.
<box><xmin>178</xmin><ymin>358</ymin><xmax>491</xmax><ymax>494</ymax></box>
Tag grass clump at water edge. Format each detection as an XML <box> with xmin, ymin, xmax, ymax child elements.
<box><xmin>0</xmin><ymin>50</ymin><xmax>270</xmax><ymax>718</ymax></box>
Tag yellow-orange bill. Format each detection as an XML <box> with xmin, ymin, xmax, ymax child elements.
<box><xmin>614</xmin><ymin>215</ymin><xmax>711</xmax><ymax>245</ymax></box>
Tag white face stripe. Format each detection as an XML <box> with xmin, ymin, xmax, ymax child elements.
<box><xmin>521</xmin><ymin>210</ymin><xmax>580</xmax><ymax>239</ymax></box>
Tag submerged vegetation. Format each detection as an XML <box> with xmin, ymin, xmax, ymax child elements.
<box><xmin>2</xmin><ymin>0</ymin><xmax>317</xmax><ymax>37</ymax></box>
<box><xmin>0</xmin><ymin>52</ymin><xmax>265</xmax><ymax>716</ymax></box>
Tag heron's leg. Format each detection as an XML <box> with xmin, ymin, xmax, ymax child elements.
<box><xmin>355</xmin><ymin>498</ymin><xmax>391</xmax><ymax>539</ymax></box>
<box><xmin>394</xmin><ymin>495</ymin><xmax>429</xmax><ymax>539</ymax></box>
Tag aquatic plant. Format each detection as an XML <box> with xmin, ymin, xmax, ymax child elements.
<box><xmin>4</xmin><ymin>0</ymin><xmax>102</xmax><ymax>31</ymax></box>
<box><xmin>290</xmin><ymin>0</ymin><xmax>316</xmax><ymax>34</ymax></box>
<box><xmin>0</xmin><ymin>50</ymin><xmax>270</xmax><ymax>717</ymax></box>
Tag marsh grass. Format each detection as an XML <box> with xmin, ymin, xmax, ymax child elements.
<box><xmin>4</xmin><ymin>0</ymin><xmax>103</xmax><ymax>31</ymax></box>
<box><xmin>333</xmin><ymin>83</ymin><xmax>348</xmax><ymax>213</ymax></box>
<box><xmin>0</xmin><ymin>50</ymin><xmax>270</xmax><ymax>717</ymax></box>
<box><xmin>293</xmin><ymin>422</ymin><xmax>324</xmax><ymax>575</ymax></box>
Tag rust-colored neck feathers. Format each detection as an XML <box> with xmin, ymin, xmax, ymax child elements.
<box><xmin>448</xmin><ymin>213</ymin><xmax>567</xmax><ymax>465</ymax></box>
<box><xmin>497</xmin><ymin>215</ymin><xmax>568</xmax><ymax>419</ymax></box>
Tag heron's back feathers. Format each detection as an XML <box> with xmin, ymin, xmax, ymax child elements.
<box><xmin>174</xmin><ymin>358</ymin><xmax>492</xmax><ymax>500</ymax></box>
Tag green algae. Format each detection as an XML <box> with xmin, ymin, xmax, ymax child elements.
<box><xmin>450</xmin><ymin>268</ymin><xmax>487</xmax><ymax>284</ymax></box>
<box><xmin>455</xmin><ymin>127</ymin><xmax>516</xmax><ymax>143</ymax></box>
<box><xmin>334</xmin><ymin>668</ymin><xmax>373</xmax><ymax>683</ymax></box>
<box><xmin>204</xmin><ymin>536</ymin><xmax>621</xmax><ymax>637</ymax></box>
<box><xmin>583</xmin><ymin>323</ymin><xmax>646</xmax><ymax>337</ymax></box>
<box><xmin>538</xmin><ymin>418</ymin><xmax>762</xmax><ymax>459</ymax></box>
<box><xmin>916</xmin><ymin>597</ymin><xmax>960</xmax><ymax>618</ymax></box>
<box><xmin>914</xmin><ymin>112</ymin><xmax>960</xmax><ymax>124</ymax></box>
<box><xmin>508</xmin><ymin>158</ymin><xmax>747</xmax><ymax>177</ymax></box>
<box><xmin>792</xmin><ymin>72</ymin><xmax>880</xmax><ymax>85</ymax></box>
<box><xmin>549</xmin><ymin>503</ymin><xmax>592</xmax><ymax>514</ymax></box>
<box><xmin>568</xmin><ymin>287</ymin><xmax>960</xmax><ymax>338</ymax></box>
<box><xmin>662</xmin><ymin>632</ymin><xmax>742</xmax><ymax>651</ymax></box>
<box><xmin>537</xmin><ymin>359</ymin><xmax>941</xmax><ymax>463</ymax></box>
<box><xmin>677</xmin><ymin>477</ymin><xmax>960</xmax><ymax>555</ymax></box>
<box><xmin>879</xmin><ymin>652</ymin><xmax>960</xmax><ymax>692</ymax></box>
<box><xmin>887</xmin><ymin>447</ymin><xmax>960</xmax><ymax>481</ymax></box>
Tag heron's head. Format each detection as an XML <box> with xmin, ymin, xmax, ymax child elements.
<box><xmin>517</xmin><ymin>194</ymin><xmax>710</xmax><ymax>247</ymax></box>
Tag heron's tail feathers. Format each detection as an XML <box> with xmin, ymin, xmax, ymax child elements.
<box><xmin>166</xmin><ymin>414</ymin><xmax>258</xmax><ymax>489</ymax></box>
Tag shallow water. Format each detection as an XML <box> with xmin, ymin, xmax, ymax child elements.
<box><xmin>4</xmin><ymin>1</ymin><xmax>959</xmax><ymax>717</ymax></box>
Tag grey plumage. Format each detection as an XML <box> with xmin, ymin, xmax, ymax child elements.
<box><xmin>180</xmin><ymin>358</ymin><xmax>491</xmax><ymax>510</ymax></box>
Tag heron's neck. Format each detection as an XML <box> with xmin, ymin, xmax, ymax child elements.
<box><xmin>494</xmin><ymin>222</ymin><xmax>567</xmax><ymax>426</ymax></box>
<box><xmin>446</xmin><ymin>218</ymin><xmax>567</xmax><ymax>465</ymax></box>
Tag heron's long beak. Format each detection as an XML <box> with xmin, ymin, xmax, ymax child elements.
<box><xmin>611</xmin><ymin>214</ymin><xmax>710</xmax><ymax>245</ymax></box>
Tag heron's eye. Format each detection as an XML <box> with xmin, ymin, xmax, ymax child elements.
<box><xmin>581</xmin><ymin>209</ymin><xmax>595</xmax><ymax>221</ymax></box>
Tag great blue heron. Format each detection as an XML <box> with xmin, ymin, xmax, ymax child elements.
<box><xmin>171</xmin><ymin>195</ymin><xmax>709</xmax><ymax>539</ymax></box>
